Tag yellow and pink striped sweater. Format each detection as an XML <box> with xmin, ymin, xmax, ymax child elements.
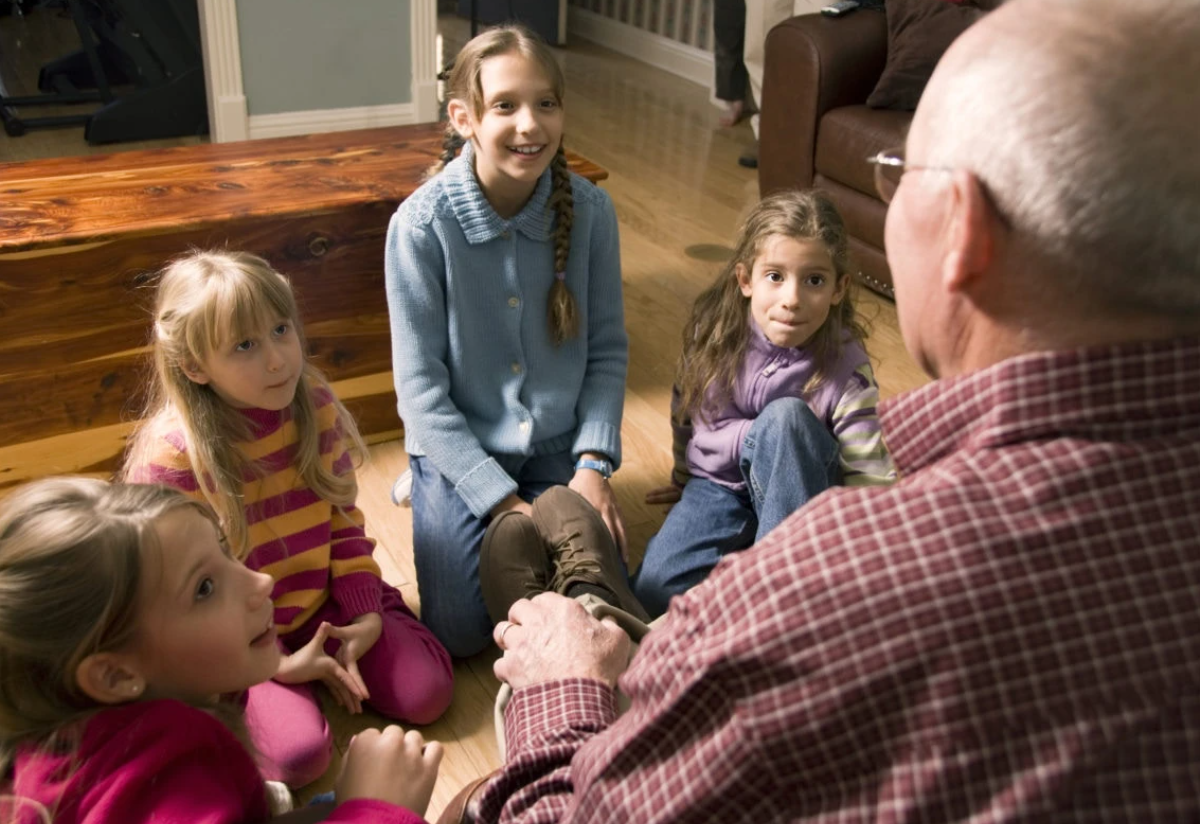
<box><xmin>130</xmin><ymin>387</ymin><xmax>382</xmax><ymax>635</ymax></box>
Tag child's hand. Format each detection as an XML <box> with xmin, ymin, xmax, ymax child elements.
<box><xmin>327</xmin><ymin>612</ymin><xmax>383</xmax><ymax>699</ymax></box>
<box><xmin>335</xmin><ymin>726</ymin><xmax>443</xmax><ymax>817</ymax></box>
<box><xmin>644</xmin><ymin>484</ymin><xmax>683</xmax><ymax>508</ymax></box>
<box><xmin>275</xmin><ymin>622</ymin><xmax>368</xmax><ymax>714</ymax></box>
<box><xmin>569</xmin><ymin>471</ymin><xmax>629</xmax><ymax>562</ymax></box>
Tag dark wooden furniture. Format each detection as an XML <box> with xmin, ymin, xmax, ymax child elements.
<box><xmin>0</xmin><ymin>123</ymin><xmax>607</xmax><ymax>494</ymax></box>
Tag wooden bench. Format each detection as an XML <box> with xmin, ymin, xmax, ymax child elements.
<box><xmin>0</xmin><ymin>124</ymin><xmax>607</xmax><ymax>495</ymax></box>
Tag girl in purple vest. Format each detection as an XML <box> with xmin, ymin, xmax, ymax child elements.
<box><xmin>634</xmin><ymin>190</ymin><xmax>895</xmax><ymax>618</ymax></box>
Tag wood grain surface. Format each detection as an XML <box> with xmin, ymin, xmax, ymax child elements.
<box><xmin>0</xmin><ymin>123</ymin><xmax>607</xmax><ymax>492</ymax></box>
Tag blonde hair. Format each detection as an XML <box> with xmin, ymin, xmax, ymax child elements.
<box><xmin>0</xmin><ymin>479</ymin><xmax>214</xmax><ymax>776</ymax></box>
<box><xmin>124</xmin><ymin>250</ymin><xmax>366</xmax><ymax>557</ymax></box>
<box><xmin>677</xmin><ymin>190</ymin><xmax>867</xmax><ymax>422</ymax></box>
<box><xmin>432</xmin><ymin>25</ymin><xmax>579</xmax><ymax>345</ymax></box>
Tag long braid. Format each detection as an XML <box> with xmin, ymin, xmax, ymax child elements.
<box><xmin>429</xmin><ymin>124</ymin><xmax>464</xmax><ymax>178</ymax></box>
<box><xmin>547</xmin><ymin>146</ymin><xmax>579</xmax><ymax>345</ymax></box>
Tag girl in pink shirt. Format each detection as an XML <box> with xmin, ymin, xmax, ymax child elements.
<box><xmin>0</xmin><ymin>477</ymin><xmax>441</xmax><ymax>824</ymax></box>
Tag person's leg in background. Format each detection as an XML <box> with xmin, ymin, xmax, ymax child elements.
<box><xmin>632</xmin><ymin>477</ymin><xmax>757</xmax><ymax>619</ymax></box>
<box><xmin>713</xmin><ymin>0</ymin><xmax>749</xmax><ymax>127</ymax></box>
<box><xmin>409</xmin><ymin>455</ymin><xmax>493</xmax><ymax>658</ymax></box>
<box><xmin>741</xmin><ymin>0</ymin><xmax>814</xmax><ymax>167</ymax></box>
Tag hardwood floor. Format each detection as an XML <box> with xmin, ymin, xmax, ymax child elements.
<box><xmin>2</xmin><ymin>10</ymin><xmax>929</xmax><ymax>819</ymax></box>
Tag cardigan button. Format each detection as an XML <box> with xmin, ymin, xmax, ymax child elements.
<box><xmin>508</xmin><ymin>296</ymin><xmax>519</xmax><ymax>308</ymax></box>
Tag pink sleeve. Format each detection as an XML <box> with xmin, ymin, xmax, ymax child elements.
<box><xmin>76</xmin><ymin>702</ymin><xmax>270</xmax><ymax>824</ymax></box>
<box><xmin>324</xmin><ymin>422</ymin><xmax>384</xmax><ymax>618</ymax></box>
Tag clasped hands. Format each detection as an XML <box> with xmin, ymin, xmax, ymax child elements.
<box><xmin>493</xmin><ymin>592</ymin><xmax>633</xmax><ymax>690</ymax></box>
<box><xmin>275</xmin><ymin>611</ymin><xmax>382</xmax><ymax>714</ymax></box>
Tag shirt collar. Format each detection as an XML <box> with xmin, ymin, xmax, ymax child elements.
<box><xmin>444</xmin><ymin>142</ymin><xmax>555</xmax><ymax>244</ymax></box>
<box><xmin>879</xmin><ymin>336</ymin><xmax>1200</xmax><ymax>476</ymax></box>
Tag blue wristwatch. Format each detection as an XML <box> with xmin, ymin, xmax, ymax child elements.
<box><xmin>574</xmin><ymin>456</ymin><xmax>614</xmax><ymax>479</ymax></box>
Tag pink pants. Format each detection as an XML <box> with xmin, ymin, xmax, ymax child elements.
<box><xmin>245</xmin><ymin>584</ymin><xmax>453</xmax><ymax>787</ymax></box>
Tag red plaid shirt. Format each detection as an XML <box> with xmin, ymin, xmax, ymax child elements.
<box><xmin>479</xmin><ymin>337</ymin><xmax>1200</xmax><ymax>823</ymax></box>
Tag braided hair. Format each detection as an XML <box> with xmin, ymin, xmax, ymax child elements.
<box><xmin>432</xmin><ymin>25</ymin><xmax>579</xmax><ymax>345</ymax></box>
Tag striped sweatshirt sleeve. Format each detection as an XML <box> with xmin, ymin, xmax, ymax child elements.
<box><xmin>324</xmin><ymin>415</ymin><xmax>384</xmax><ymax>619</ymax></box>
<box><xmin>831</xmin><ymin>363</ymin><xmax>896</xmax><ymax>487</ymax></box>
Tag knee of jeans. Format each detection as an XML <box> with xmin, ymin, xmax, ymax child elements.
<box><xmin>423</xmin><ymin>606</ymin><xmax>492</xmax><ymax>659</ymax></box>
<box><xmin>631</xmin><ymin>561</ymin><xmax>672</xmax><ymax>621</ymax></box>
<box><xmin>756</xmin><ymin>397</ymin><xmax>814</xmax><ymax>432</ymax></box>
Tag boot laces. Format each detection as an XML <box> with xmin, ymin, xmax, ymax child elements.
<box><xmin>547</xmin><ymin>529</ymin><xmax>601</xmax><ymax>591</ymax></box>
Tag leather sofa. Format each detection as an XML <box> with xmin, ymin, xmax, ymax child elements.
<box><xmin>758</xmin><ymin>10</ymin><xmax>908</xmax><ymax>298</ymax></box>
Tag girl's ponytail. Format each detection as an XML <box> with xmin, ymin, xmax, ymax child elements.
<box><xmin>547</xmin><ymin>146</ymin><xmax>579</xmax><ymax>345</ymax></box>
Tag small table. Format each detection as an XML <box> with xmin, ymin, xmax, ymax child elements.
<box><xmin>0</xmin><ymin>123</ymin><xmax>607</xmax><ymax>493</ymax></box>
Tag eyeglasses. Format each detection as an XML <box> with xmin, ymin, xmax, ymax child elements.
<box><xmin>866</xmin><ymin>146</ymin><xmax>953</xmax><ymax>204</ymax></box>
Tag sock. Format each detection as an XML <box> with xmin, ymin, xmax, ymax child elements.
<box><xmin>565</xmin><ymin>582</ymin><xmax>615</xmax><ymax>605</ymax></box>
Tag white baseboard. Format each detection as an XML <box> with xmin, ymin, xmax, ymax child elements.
<box><xmin>568</xmin><ymin>8</ymin><xmax>712</xmax><ymax>88</ymax></box>
<box><xmin>247</xmin><ymin>103</ymin><xmax>418</xmax><ymax>140</ymax></box>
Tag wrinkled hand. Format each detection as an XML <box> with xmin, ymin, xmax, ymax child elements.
<box><xmin>336</xmin><ymin>726</ymin><xmax>443</xmax><ymax>817</ymax></box>
<box><xmin>275</xmin><ymin>622</ymin><xmax>368</xmax><ymax>714</ymax></box>
<box><xmin>491</xmin><ymin>493</ymin><xmax>533</xmax><ymax>519</ymax></box>
<box><xmin>570</xmin><ymin>468</ymin><xmax>629</xmax><ymax>562</ymax></box>
<box><xmin>493</xmin><ymin>592</ymin><xmax>632</xmax><ymax>690</ymax></box>
<box><xmin>329</xmin><ymin>612</ymin><xmax>382</xmax><ymax>702</ymax></box>
<box><xmin>644</xmin><ymin>483</ymin><xmax>682</xmax><ymax>509</ymax></box>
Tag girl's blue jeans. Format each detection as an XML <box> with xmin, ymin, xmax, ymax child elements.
<box><xmin>408</xmin><ymin>450</ymin><xmax>574</xmax><ymax>658</ymax></box>
<box><xmin>633</xmin><ymin>397</ymin><xmax>841</xmax><ymax>618</ymax></box>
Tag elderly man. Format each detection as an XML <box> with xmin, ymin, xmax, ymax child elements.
<box><xmin>476</xmin><ymin>0</ymin><xmax>1200</xmax><ymax>820</ymax></box>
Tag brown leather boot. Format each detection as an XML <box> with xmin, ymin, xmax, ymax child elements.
<box><xmin>531</xmin><ymin>486</ymin><xmax>651</xmax><ymax>622</ymax></box>
<box><xmin>479</xmin><ymin>510</ymin><xmax>551</xmax><ymax>626</ymax></box>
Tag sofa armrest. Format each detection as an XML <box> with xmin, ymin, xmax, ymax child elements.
<box><xmin>758</xmin><ymin>11</ymin><xmax>889</xmax><ymax>195</ymax></box>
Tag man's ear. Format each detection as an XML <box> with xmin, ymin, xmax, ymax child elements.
<box><xmin>180</xmin><ymin>360</ymin><xmax>209</xmax><ymax>385</ymax></box>
<box><xmin>735</xmin><ymin>262</ymin><xmax>753</xmax><ymax>297</ymax></box>
<box><xmin>941</xmin><ymin>170</ymin><xmax>998</xmax><ymax>295</ymax></box>
<box><xmin>76</xmin><ymin>653</ymin><xmax>146</xmax><ymax>705</ymax></box>
<box><xmin>447</xmin><ymin>99</ymin><xmax>474</xmax><ymax>141</ymax></box>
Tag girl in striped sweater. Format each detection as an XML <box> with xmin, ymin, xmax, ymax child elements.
<box><xmin>124</xmin><ymin>250</ymin><xmax>452</xmax><ymax>789</ymax></box>
<box><xmin>634</xmin><ymin>190</ymin><xmax>896</xmax><ymax>618</ymax></box>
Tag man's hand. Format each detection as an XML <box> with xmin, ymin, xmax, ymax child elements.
<box><xmin>493</xmin><ymin>592</ymin><xmax>632</xmax><ymax>690</ymax></box>
<box><xmin>570</xmin><ymin>464</ymin><xmax>629</xmax><ymax>561</ymax></box>
<box><xmin>336</xmin><ymin>726</ymin><xmax>443</xmax><ymax>817</ymax></box>
<box><xmin>644</xmin><ymin>483</ymin><xmax>683</xmax><ymax>508</ymax></box>
<box><xmin>275</xmin><ymin>622</ymin><xmax>368</xmax><ymax>714</ymax></box>
<box><xmin>328</xmin><ymin>612</ymin><xmax>382</xmax><ymax>701</ymax></box>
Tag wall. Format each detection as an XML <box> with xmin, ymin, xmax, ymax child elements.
<box><xmin>236</xmin><ymin>0</ymin><xmax>413</xmax><ymax>115</ymax></box>
<box><xmin>200</xmin><ymin>0</ymin><xmax>438</xmax><ymax>142</ymax></box>
<box><xmin>569</xmin><ymin>0</ymin><xmax>712</xmax><ymax>50</ymax></box>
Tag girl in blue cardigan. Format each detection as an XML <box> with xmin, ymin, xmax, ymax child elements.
<box><xmin>384</xmin><ymin>26</ymin><xmax>637</xmax><ymax>657</ymax></box>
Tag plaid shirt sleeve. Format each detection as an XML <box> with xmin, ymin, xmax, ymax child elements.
<box><xmin>478</xmin><ymin>679</ymin><xmax>618</xmax><ymax>823</ymax></box>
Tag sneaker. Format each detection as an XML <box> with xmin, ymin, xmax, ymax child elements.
<box><xmin>531</xmin><ymin>486</ymin><xmax>651</xmax><ymax>622</ymax></box>
<box><xmin>479</xmin><ymin>510</ymin><xmax>551</xmax><ymax>625</ymax></box>
<box><xmin>390</xmin><ymin>468</ymin><xmax>413</xmax><ymax>507</ymax></box>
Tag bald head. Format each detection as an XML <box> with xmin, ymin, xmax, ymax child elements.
<box><xmin>917</xmin><ymin>0</ymin><xmax>1200</xmax><ymax>324</ymax></box>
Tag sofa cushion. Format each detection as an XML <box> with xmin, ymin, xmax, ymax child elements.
<box><xmin>815</xmin><ymin>105</ymin><xmax>912</xmax><ymax>199</ymax></box>
<box><xmin>866</xmin><ymin>0</ymin><xmax>987</xmax><ymax>110</ymax></box>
